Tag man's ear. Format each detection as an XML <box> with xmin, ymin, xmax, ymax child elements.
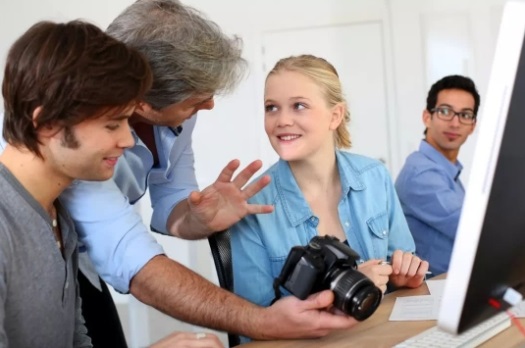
<box><xmin>136</xmin><ymin>101</ymin><xmax>153</xmax><ymax>114</ymax></box>
<box><xmin>329</xmin><ymin>102</ymin><xmax>345</xmax><ymax>130</ymax></box>
<box><xmin>32</xmin><ymin>106</ymin><xmax>59</xmax><ymax>138</ymax></box>
<box><xmin>469</xmin><ymin>121</ymin><xmax>477</xmax><ymax>135</ymax></box>
<box><xmin>31</xmin><ymin>106</ymin><xmax>43</xmax><ymax>128</ymax></box>
<box><xmin>422</xmin><ymin>109</ymin><xmax>432</xmax><ymax>128</ymax></box>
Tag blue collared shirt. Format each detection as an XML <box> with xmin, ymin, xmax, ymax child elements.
<box><xmin>230</xmin><ymin>151</ymin><xmax>415</xmax><ymax>309</ymax></box>
<box><xmin>395</xmin><ymin>140</ymin><xmax>464</xmax><ymax>275</ymax></box>
<box><xmin>53</xmin><ymin>117</ymin><xmax>197</xmax><ymax>293</ymax></box>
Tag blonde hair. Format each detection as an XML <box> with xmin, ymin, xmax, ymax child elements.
<box><xmin>266</xmin><ymin>54</ymin><xmax>351</xmax><ymax>149</ymax></box>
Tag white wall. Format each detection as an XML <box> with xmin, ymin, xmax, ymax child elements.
<box><xmin>0</xmin><ymin>0</ymin><xmax>510</xmax><ymax>346</ymax></box>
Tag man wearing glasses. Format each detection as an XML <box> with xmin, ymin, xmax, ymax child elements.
<box><xmin>395</xmin><ymin>75</ymin><xmax>480</xmax><ymax>276</ymax></box>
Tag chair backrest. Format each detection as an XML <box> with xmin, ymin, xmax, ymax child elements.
<box><xmin>208</xmin><ymin>230</ymin><xmax>240</xmax><ymax>347</ymax></box>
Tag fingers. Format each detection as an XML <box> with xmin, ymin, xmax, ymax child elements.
<box><xmin>407</xmin><ymin>256</ymin><xmax>423</xmax><ymax>276</ymax></box>
<box><xmin>357</xmin><ymin>260</ymin><xmax>392</xmax><ymax>292</ymax></box>
<box><xmin>359</xmin><ymin>259</ymin><xmax>393</xmax><ymax>275</ymax></box>
<box><xmin>303</xmin><ymin>289</ymin><xmax>334</xmax><ymax>310</ymax></box>
<box><xmin>217</xmin><ymin>159</ymin><xmax>271</xmax><ymax>190</ymax></box>
<box><xmin>214</xmin><ymin>159</ymin><xmax>272</xmax><ymax>204</ymax></box>
<box><xmin>390</xmin><ymin>250</ymin><xmax>403</xmax><ymax>275</ymax></box>
<box><xmin>305</xmin><ymin>292</ymin><xmax>359</xmax><ymax>331</ymax></box>
<box><xmin>415</xmin><ymin>259</ymin><xmax>430</xmax><ymax>278</ymax></box>
<box><xmin>389</xmin><ymin>251</ymin><xmax>430</xmax><ymax>288</ymax></box>
<box><xmin>328</xmin><ymin>306</ymin><xmax>348</xmax><ymax>317</ymax></box>
<box><xmin>399</xmin><ymin>252</ymin><xmax>414</xmax><ymax>276</ymax></box>
<box><xmin>188</xmin><ymin>191</ymin><xmax>203</xmax><ymax>206</ymax></box>
<box><xmin>148</xmin><ymin>331</ymin><xmax>224</xmax><ymax>348</ymax></box>
<box><xmin>318</xmin><ymin>313</ymin><xmax>359</xmax><ymax>332</ymax></box>
<box><xmin>391</xmin><ymin>250</ymin><xmax>420</xmax><ymax>276</ymax></box>
<box><xmin>216</xmin><ymin>159</ymin><xmax>263</xmax><ymax>187</ymax></box>
<box><xmin>190</xmin><ymin>332</ymin><xmax>224</xmax><ymax>348</ymax></box>
<box><xmin>267</xmin><ymin>292</ymin><xmax>358</xmax><ymax>339</ymax></box>
<box><xmin>242</xmin><ymin>175</ymin><xmax>271</xmax><ymax>200</ymax></box>
<box><xmin>246</xmin><ymin>202</ymin><xmax>274</xmax><ymax>215</ymax></box>
<box><xmin>231</xmin><ymin>160</ymin><xmax>264</xmax><ymax>188</ymax></box>
<box><xmin>215</xmin><ymin>159</ymin><xmax>242</xmax><ymax>183</ymax></box>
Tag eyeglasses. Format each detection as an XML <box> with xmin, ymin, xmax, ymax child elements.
<box><xmin>431</xmin><ymin>106</ymin><xmax>476</xmax><ymax>125</ymax></box>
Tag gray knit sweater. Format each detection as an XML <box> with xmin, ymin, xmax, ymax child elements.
<box><xmin>0</xmin><ymin>164</ymin><xmax>92</xmax><ymax>347</ymax></box>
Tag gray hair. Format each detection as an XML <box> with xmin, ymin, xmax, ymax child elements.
<box><xmin>107</xmin><ymin>0</ymin><xmax>246</xmax><ymax>109</ymax></box>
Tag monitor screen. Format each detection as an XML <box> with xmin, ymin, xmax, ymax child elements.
<box><xmin>438</xmin><ymin>0</ymin><xmax>525</xmax><ymax>334</ymax></box>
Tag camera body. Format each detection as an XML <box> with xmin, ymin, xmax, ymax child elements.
<box><xmin>274</xmin><ymin>235</ymin><xmax>382</xmax><ymax>320</ymax></box>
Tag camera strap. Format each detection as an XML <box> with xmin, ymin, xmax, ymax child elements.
<box><xmin>271</xmin><ymin>276</ymin><xmax>285</xmax><ymax>305</ymax></box>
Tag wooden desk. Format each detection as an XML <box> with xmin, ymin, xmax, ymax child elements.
<box><xmin>239</xmin><ymin>276</ymin><xmax>525</xmax><ymax>348</ymax></box>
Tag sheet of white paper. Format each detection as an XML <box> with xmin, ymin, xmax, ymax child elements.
<box><xmin>511</xmin><ymin>300</ymin><xmax>525</xmax><ymax>318</ymax></box>
<box><xmin>389</xmin><ymin>295</ymin><xmax>441</xmax><ymax>321</ymax></box>
<box><xmin>390</xmin><ymin>279</ymin><xmax>525</xmax><ymax>322</ymax></box>
<box><xmin>426</xmin><ymin>279</ymin><xmax>446</xmax><ymax>297</ymax></box>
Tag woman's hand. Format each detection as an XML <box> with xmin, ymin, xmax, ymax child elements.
<box><xmin>389</xmin><ymin>250</ymin><xmax>429</xmax><ymax>289</ymax></box>
<box><xmin>358</xmin><ymin>259</ymin><xmax>393</xmax><ymax>293</ymax></box>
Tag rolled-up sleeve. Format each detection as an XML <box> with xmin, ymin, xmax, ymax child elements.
<box><xmin>382</xmin><ymin>166</ymin><xmax>416</xmax><ymax>255</ymax></box>
<box><xmin>60</xmin><ymin>179</ymin><xmax>165</xmax><ymax>293</ymax></box>
<box><xmin>148</xmin><ymin>118</ymin><xmax>198</xmax><ymax>233</ymax></box>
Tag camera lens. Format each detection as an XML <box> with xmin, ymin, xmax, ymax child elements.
<box><xmin>330</xmin><ymin>269</ymin><xmax>382</xmax><ymax>320</ymax></box>
<box><xmin>350</xmin><ymin>286</ymin><xmax>382</xmax><ymax>319</ymax></box>
<box><xmin>355</xmin><ymin>290</ymin><xmax>377</xmax><ymax>313</ymax></box>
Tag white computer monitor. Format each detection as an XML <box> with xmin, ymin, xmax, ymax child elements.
<box><xmin>438</xmin><ymin>0</ymin><xmax>525</xmax><ymax>334</ymax></box>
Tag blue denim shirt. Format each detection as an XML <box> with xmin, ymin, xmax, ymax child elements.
<box><xmin>395</xmin><ymin>140</ymin><xmax>464</xmax><ymax>275</ymax></box>
<box><xmin>231</xmin><ymin>151</ymin><xmax>415</xmax><ymax>309</ymax></box>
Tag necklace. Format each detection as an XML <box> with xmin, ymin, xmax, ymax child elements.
<box><xmin>52</xmin><ymin>219</ymin><xmax>61</xmax><ymax>249</ymax></box>
<box><xmin>49</xmin><ymin>205</ymin><xmax>63</xmax><ymax>251</ymax></box>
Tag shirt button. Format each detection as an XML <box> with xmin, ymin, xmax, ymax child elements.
<box><xmin>65</xmin><ymin>281</ymin><xmax>69</xmax><ymax>289</ymax></box>
<box><xmin>382</xmin><ymin>230</ymin><xmax>387</xmax><ymax>236</ymax></box>
<box><xmin>345</xmin><ymin>222</ymin><xmax>350</xmax><ymax>227</ymax></box>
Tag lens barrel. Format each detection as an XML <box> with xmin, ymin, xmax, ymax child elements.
<box><xmin>330</xmin><ymin>269</ymin><xmax>382</xmax><ymax>320</ymax></box>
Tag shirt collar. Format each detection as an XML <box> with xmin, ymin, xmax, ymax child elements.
<box><xmin>275</xmin><ymin>160</ymin><xmax>311</xmax><ymax>227</ymax></box>
<box><xmin>335</xmin><ymin>150</ymin><xmax>365</xmax><ymax>194</ymax></box>
<box><xmin>419</xmin><ymin>140</ymin><xmax>463</xmax><ymax>181</ymax></box>
<box><xmin>169</xmin><ymin>125</ymin><xmax>183</xmax><ymax>136</ymax></box>
<box><xmin>130</xmin><ymin>125</ymin><xmax>184</xmax><ymax>144</ymax></box>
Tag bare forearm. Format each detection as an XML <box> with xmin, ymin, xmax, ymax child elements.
<box><xmin>129</xmin><ymin>255</ymin><xmax>267</xmax><ymax>338</ymax></box>
<box><xmin>166</xmin><ymin>200</ymin><xmax>213</xmax><ymax>239</ymax></box>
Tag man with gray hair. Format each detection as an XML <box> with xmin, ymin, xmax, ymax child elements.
<box><xmin>61</xmin><ymin>0</ymin><xmax>358</xmax><ymax>346</ymax></box>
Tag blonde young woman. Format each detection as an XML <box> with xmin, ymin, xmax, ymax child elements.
<box><xmin>231</xmin><ymin>55</ymin><xmax>429</xmax><ymax>326</ymax></box>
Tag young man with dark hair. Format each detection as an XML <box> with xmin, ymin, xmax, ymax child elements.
<box><xmin>0</xmin><ymin>19</ymin><xmax>151</xmax><ymax>348</ymax></box>
<box><xmin>395</xmin><ymin>75</ymin><xmax>480</xmax><ymax>276</ymax></box>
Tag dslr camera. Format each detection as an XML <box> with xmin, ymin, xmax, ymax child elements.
<box><xmin>273</xmin><ymin>235</ymin><xmax>382</xmax><ymax>320</ymax></box>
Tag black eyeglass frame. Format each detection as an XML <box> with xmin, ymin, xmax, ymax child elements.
<box><xmin>430</xmin><ymin>106</ymin><xmax>477</xmax><ymax>125</ymax></box>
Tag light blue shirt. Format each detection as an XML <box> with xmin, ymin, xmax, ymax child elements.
<box><xmin>231</xmin><ymin>151</ymin><xmax>415</xmax><ymax>309</ymax></box>
<box><xmin>395</xmin><ymin>140</ymin><xmax>464</xmax><ymax>275</ymax></box>
<box><xmin>0</xmin><ymin>113</ymin><xmax>199</xmax><ymax>293</ymax></box>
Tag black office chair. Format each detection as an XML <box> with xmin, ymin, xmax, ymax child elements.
<box><xmin>208</xmin><ymin>230</ymin><xmax>241</xmax><ymax>347</ymax></box>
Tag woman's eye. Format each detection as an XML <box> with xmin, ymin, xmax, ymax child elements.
<box><xmin>265</xmin><ymin>104</ymin><xmax>277</xmax><ymax>112</ymax></box>
<box><xmin>294</xmin><ymin>103</ymin><xmax>306</xmax><ymax>110</ymax></box>
<box><xmin>106</xmin><ymin>124</ymin><xmax>120</xmax><ymax>131</ymax></box>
